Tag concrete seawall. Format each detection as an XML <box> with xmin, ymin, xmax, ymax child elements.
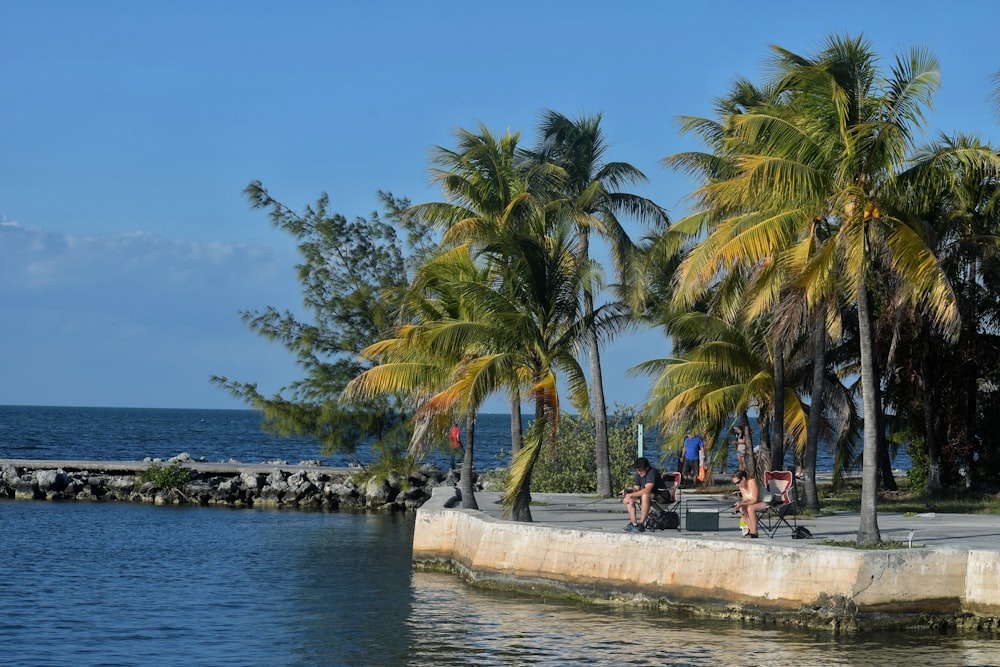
<box><xmin>412</xmin><ymin>487</ymin><xmax>1000</xmax><ymax>633</ymax></box>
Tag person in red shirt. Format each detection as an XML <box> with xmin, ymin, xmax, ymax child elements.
<box><xmin>448</xmin><ymin>421</ymin><xmax>464</xmax><ymax>470</ymax></box>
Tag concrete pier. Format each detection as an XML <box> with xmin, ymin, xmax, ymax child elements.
<box><xmin>412</xmin><ymin>487</ymin><xmax>1000</xmax><ymax>632</ymax></box>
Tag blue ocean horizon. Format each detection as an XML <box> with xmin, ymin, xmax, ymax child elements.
<box><xmin>0</xmin><ymin>404</ymin><xmax>909</xmax><ymax>473</ymax></box>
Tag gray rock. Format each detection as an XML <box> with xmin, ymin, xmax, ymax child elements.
<box><xmin>35</xmin><ymin>469</ymin><xmax>70</xmax><ymax>492</ymax></box>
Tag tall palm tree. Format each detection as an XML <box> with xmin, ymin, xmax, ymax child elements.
<box><xmin>664</xmin><ymin>35</ymin><xmax>960</xmax><ymax>544</ymax></box>
<box><xmin>526</xmin><ymin>111</ymin><xmax>669</xmax><ymax>496</ymax></box>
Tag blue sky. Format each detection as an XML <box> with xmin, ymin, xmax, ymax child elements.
<box><xmin>3</xmin><ymin>1</ymin><xmax>998</xmax><ymax>410</ymax></box>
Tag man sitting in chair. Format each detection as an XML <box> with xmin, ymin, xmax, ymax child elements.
<box><xmin>620</xmin><ymin>457</ymin><xmax>662</xmax><ymax>533</ymax></box>
<box><xmin>732</xmin><ymin>469</ymin><xmax>767</xmax><ymax>538</ymax></box>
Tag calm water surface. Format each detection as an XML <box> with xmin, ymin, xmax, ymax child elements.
<box><xmin>1</xmin><ymin>501</ymin><xmax>996</xmax><ymax>667</ymax></box>
<box><xmin>0</xmin><ymin>405</ymin><xmax>963</xmax><ymax>666</ymax></box>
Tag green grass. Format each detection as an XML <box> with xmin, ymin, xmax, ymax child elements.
<box><xmin>693</xmin><ymin>475</ymin><xmax>1000</xmax><ymax>516</ymax></box>
<box><xmin>816</xmin><ymin>539</ymin><xmax>921</xmax><ymax>550</ymax></box>
<box><xmin>815</xmin><ymin>477</ymin><xmax>1000</xmax><ymax>515</ymax></box>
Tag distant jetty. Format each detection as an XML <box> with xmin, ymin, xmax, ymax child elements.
<box><xmin>0</xmin><ymin>456</ymin><xmax>450</xmax><ymax>511</ymax></box>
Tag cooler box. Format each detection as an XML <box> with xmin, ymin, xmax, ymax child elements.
<box><xmin>686</xmin><ymin>507</ymin><xmax>719</xmax><ymax>531</ymax></box>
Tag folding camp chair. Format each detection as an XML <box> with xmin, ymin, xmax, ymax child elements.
<box><xmin>756</xmin><ymin>470</ymin><xmax>799</xmax><ymax>538</ymax></box>
<box><xmin>643</xmin><ymin>471</ymin><xmax>681</xmax><ymax>531</ymax></box>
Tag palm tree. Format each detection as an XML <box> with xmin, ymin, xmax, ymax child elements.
<box><xmin>883</xmin><ymin>133</ymin><xmax>1000</xmax><ymax>491</ymax></box>
<box><xmin>663</xmin><ymin>35</ymin><xmax>960</xmax><ymax>544</ymax></box>
<box><xmin>342</xmin><ymin>246</ymin><xmax>477</xmax><ymax>507</ymax></box>
<box><xmin>526</xmin><ymin>111</ymin><xmax>669</xmax><ymax>496</ymax></box>
<box><xmin>637</xmin><ymin>307</ymin><xmax>810</xmax><ymax>464</ymax></box>
<box><xmin>394</xmin><ymin>124</ymin><xmax>625</xmax><ymax>521</ymax></box>
<box><xmin>408</xmin><ymin>124</ymin><xmax>561</xmax><ymax>457</ymax></box>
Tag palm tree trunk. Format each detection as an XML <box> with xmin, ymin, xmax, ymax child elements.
<box><xmin>921</xmin><ymin>325</ymin><xmax>942</xmax><ymax>491</ymax></box>
<box><xmin>757</xmin><ymin>413</ymin><xmax>772</xmax><ymax>476</ymax></box>
<box><xmin>579</xmin><ymin>225</ymin><xmax>612</xmax><ymax>497</ymax></box>
<box><xmin>511</xmin><ymin>400</ymin><xmax>545</xmax><ymax>523</ymax></box>
<box><xmin>510</xmin><ymin>394</ymin><xmax>522</xmax><ymax>456</ymax></box>
<box><xmin>856</xmin><ymin>285</ymin><xmax>882</xmax><ymax>546</ymax></box>
<box><xmin>803</xmin><ymin>320</ymin><xmax>826</xmax><ymax>510</ymax></box>
<box><xmin>772</xmin><ymin>332</ymin><xmax>786</xmax><ymax>471</ymax></box>
<box><xmin>460</xmin><ymin>412</ymin><xmax>479</xmax><ymax>510</ymax></box>
<box><xmin>588</xmin><ymin>331</ymin><xmax>612</xmax><ymax>496</ymax></box>
<box><xmin>872</xmin><ymin>362</ymin><xmax>898</xmax><ymax>492</ymax></box>
<box><xmin>742</xmin><ymin>413</ymin><xmax>758</xmax><ymax>479</ymax></box>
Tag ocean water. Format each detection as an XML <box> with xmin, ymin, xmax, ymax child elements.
<box><xmin>1</xmin><ymin>501</ymin><xmax>997</xmax><ymax>666</ymax></box>
<box><xmin>0</xmin><ymin>405</ymin><xmax>986</xmax><ymax>666</ymax></box>
<box><xmin>0</xmin><ymin>405</ymin><xmax>899</xmax><ymax>474</ymax></box>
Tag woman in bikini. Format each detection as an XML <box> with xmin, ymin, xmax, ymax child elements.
<box><xmin>734</xmin><ymin>426</ymin><xmax>747</xmax><ymax>471</ymax></box>
<box><xmin>732</xmin><ymin>469</ymin><xmax>767</xmax><ymax>538</ymax></box>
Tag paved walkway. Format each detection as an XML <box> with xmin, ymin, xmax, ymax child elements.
<box><xmin>468</xmin><ymin>490</ymin><xmax>1000</xmax><ymax>552</ymax></box>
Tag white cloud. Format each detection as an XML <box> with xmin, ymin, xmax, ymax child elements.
<box><xmin>0</xmin><ymin>222</ymin><xmax>303</xmax><ymax>408</ymax></box>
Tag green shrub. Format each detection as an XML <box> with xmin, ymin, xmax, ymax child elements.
<box><xmin>136</xmin><ymin>461</ymin><xmax>192</xmax><ymax>490</ymax></box>
<box><xmin>486</xmin><ymin>406</ymin><xmax>646</xmax><ymax>495</ymax></box>
<box><xmin>351</xmin><ymin>422</ymin><xmax>418</xmax><ymax>490</ymax></box>
<box><xmin>906</xmin><ymin>437</ymin><xmax>929</xmax><ymax>491</ymax></box>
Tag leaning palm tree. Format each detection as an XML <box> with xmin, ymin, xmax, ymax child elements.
<box><xmin>488</xmin><ymin>215</ymin><xmax>618</xmax><ymax>520</ymax></box>
<box><xmin>525</xmin><ymin>111</ymin><xmax>670</xmax><ymax>496</ymax></box>
<box><xmin>350</xmin><ymin>244</ymin><xmax>501</xmax><ymax>509</ymax></box>
<box><xmin>408</xmin><ymin>124</ymin><xmax>562</xmax><ymax>458</ymax></box>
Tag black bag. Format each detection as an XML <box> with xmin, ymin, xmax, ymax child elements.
<box><xmin>647</xmin><ymin>510</ymin><xmax>680</xmax><ymax>530</ymax></box>
<box><xmin>792</xmin><ymin>526</ymin><xmax>813</xmax><ymax>539</ymax></box>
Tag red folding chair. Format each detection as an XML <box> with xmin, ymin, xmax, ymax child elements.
<box><xmin>756</xmin><ymin>470</ymin><xmax>799</xmax><ymax>538</ymax></box>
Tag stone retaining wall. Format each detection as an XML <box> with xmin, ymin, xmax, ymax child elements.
<box><xmin>412</xmin><ymin>487</ymin><xmax>1000</xmax><ymax>633</ymax></box>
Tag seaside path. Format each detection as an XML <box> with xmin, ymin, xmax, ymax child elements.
<box><xmin>468</xmin><ymin>490</ymin><xmax>1000</xmax><ymax>552</ymax></box>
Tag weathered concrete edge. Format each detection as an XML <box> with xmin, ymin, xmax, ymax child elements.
<box><xmin>412</xmin><ymin>487</ymin><xmax>1000</xmax><ymax>633</ymax></box>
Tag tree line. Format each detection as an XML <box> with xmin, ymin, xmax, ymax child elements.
<box><xmin>213</xmin><ymin>35</ymin><xmax>1000</xmax><ymax>545</ymax></box>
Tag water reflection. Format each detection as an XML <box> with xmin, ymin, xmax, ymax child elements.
<box><xmin>405</xmin><ymin>572</ymin><xmax>999</xmax><ymax>667</ymax></box>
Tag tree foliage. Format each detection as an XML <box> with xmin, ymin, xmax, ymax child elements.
<box><xmin>211</xmin><ymin>182</ymin><xmax>437</xmax><ymax>461</ymax></box>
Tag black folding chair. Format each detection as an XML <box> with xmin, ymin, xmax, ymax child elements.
<box><xmin>644</xmin><ymin>471</ymin><xmax>681</xmax><ymax>531</ymax></box>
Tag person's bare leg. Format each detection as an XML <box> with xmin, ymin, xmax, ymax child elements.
<box><xmin>639</xmin><ymin>495</ymin><xmax>651</xmax><ymax>523</ymax></box>
<box><xmin>747</xmin><ymin>502</ymin><xmax>765</xmax><ymax>535</ymax></box>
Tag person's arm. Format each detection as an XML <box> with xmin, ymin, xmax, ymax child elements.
<box><xmin>623</xmin><ymin>474</ymin><xmax>654</xmax><ymax>500</ymax></box>
<box><xmin>621</xmin><ymin>477</ymin><xmax>640</xmax><ymax>496</ymax></box>
<box><xmin>625</xmin><ymin>481</ymin><xmax>654</xmax><ymax>502</ymax></box>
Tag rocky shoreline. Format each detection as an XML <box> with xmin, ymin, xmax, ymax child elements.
<box><xmin>0</xmin><ymin>454</ymin><xmax>454</xmax><ymax>512</ymax></box>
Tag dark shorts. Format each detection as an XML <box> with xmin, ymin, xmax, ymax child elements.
<box><xmin>681</xmin><ymin>459</ymin><xmax>699</xmax><ymax>477</ymax></box>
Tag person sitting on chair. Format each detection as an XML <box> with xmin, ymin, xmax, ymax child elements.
<box><xmin>620</xmin><ymin>457</ymin><xmax>661</xmax><ymax>533</ymax></box>
<box><xmin>732</xmin><ymin>469</ymin><xmax>767</xmax><ymax>538</ymax></box>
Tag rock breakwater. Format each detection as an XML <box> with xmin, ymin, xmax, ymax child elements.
<box><xmin>0</xmin><ymin>454</ymin><xmax>457</xmax><ymax>512</ymax></box>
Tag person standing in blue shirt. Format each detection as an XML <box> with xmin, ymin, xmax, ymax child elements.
<box><xmin>680</xmin><ymin>428</ymin><xmax>704</xmax><ymax>486</ymax></box>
